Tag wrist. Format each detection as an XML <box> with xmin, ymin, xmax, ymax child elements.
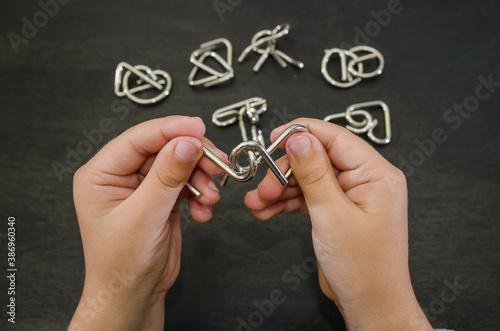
<box><xmin>69</xmin><ymin>282</ymin><xmax>166</xmax><ymax>331</ymax></box>
<box><xmin>340</xmin><ymin>282</ymin><xmax>432</xmax><ymax>331</ymax></box>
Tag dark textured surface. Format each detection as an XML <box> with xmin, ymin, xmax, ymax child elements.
<box><xmin>1</xmin><ymin>0</ymin><xmax>499</xmax><ymax>330</ymax></box>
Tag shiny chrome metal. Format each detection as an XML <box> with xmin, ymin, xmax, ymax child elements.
<box><xmin>212</xmin><ymin>97</ymin><xmax>267</xmax><ymax>144</ymax></box>
<box><xmin>346</xmin><ymin>101</ymin><xmax>391</xmax><ymax>145</ymax></box>
<box><xmin>324</xmin><ymin>101</ymin><xmax>391</xmax><ymax>145</ymax></box>
<box><xmin>115</xmin><ymin>62</ymin><xmax>172</xmax><ymax>105</ymax></box>
<box><xmin>189</xmin><ymin>38</ymin><xmax>234</xmax><ymax>87</ymax></box>
<box><xmin>321</xmin><ymin>48</ymin><xmax>363</xmax><ymax>88</ymax></box>
<box><xmin>185</xmin><ymin>182</ymin><xmax>201</xmax><ymax>198</ymax></box>
<box><xmin>221</xmin><ymin>124</ymin><xmax>309</xmax><ymax>186</ymax></box>
<box><xmin>185</xmin><ymin>124</ymin><xmax>309</xmax><ymax>197</ymax></box>
<box><xmin>321</xmin><ymin>46</ymin><xmax>384</xmax><ymax>89</ymax></box>
<box><xmin>213</xmin><ymin>97</ymin><xmax>268</xmax><ymax>185</ymax></box>
<box><xmin>324</xmin><ymin>110</ymin><xmax>373</xmax><ymax>134</ymax></box>
<box><xmin>347</xmin><ymin>46</ymin><xmax>384</xmax><ymax>79</ymax></box>
<box><xmin>238</xmin><ymin>24</ymin><xmax>304</xmax><ymax>72</ymax></box>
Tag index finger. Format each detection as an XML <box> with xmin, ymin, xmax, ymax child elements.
<box><xmin>87</xmin><ymin>116</ymin><xmax>206</xmax><ymax>175</ymax></box>
<box><xmin>271</xmin><ymin>118</ymin><xmax>392</xmax><ymax>172</ymax></box>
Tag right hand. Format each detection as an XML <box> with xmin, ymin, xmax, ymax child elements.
<box><xmin>245</xmin><ymin>118</ymin><xmax>432</xmax><ymax>330</ymax></box>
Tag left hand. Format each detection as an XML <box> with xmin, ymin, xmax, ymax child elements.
<box><xmin>69</xmin><ymin>116</ymin><xmax>226</xmax><ymax>331</ymax></box>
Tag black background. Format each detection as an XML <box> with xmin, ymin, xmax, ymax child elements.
<box><xmin>1</xmin><ymin>0</ymin><xmax>499</xmax><ymax>330</ymax></box>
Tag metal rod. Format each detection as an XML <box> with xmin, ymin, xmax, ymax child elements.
<box><xmin>185</xmin><ymin>124</ymin><xmax>309</xmax><ymax>197</ymax></box>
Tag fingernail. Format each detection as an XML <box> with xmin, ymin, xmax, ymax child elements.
<box><xmin>288</xmin><ymin>135</ymin><xmax>311</xmax><ymax>157</ymax></box>
<box><xmin>175</xmin><ymin>140</ymin><xmax>199</xmax><ymax>161</ymax></box>
<box><xmin>202</xmin><ymin>204</ymin><xmax>211</xmax><ymax>213</ymax></box>
<box><xmin>208</xmin><ymin>181</ymin><xmax>219</xmax><ymax>193</ymax></box>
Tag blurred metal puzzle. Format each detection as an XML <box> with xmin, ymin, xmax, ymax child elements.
<box><xmin>239</xmin><ymin>23</ymin><xmax>304</xmax><ymax>72</ymax></box>
<box><xmin>324</xmin><ymin>100</ymin><xmax>391</xmax><ymax>145</ymax></box>
<box><xmin>212</xmin><ymin>97</ymin><xmax>267</xmax><ymax>146</ymax></box>
<box><xmin>321</xmin><ymin>46</ymin><xmax>384</xmax><ymax>88</ymax></box>
<box><xmin>114</xmin><ymin>62</ymin><xmax>172</xmax><ymax>105</ymax></box>
<box><xmin>189</xmin><ymin>38</ymin><xmax>234</xmax><ymax>87</ymax></box>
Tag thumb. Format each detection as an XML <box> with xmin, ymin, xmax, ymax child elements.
<box><xmin>286</xmin><ymin>133</ymin><xmax>350</xmax><ymax>225</ymax></box>
<box><xmin>122</xmin><ymin>136</ymin><xmax>203</xmax><ymax>223</ymax></box>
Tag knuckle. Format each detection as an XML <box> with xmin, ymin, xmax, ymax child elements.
<box><xmin>73</xmin><ymin>165</ymin><xmax>86</xmax><ymax>186</ymax></box>
<box><xmin>391</xmin><ymin>167</ymin><xmax>407</xmax><ymax>184</ymax></box>
<box><xmin>383</xmin><ymin>166</ymin><xmax>407</xmax><ymax>191</ymax></box>
<box><xmin>155</xmin><ymin>167</ymin><xmax>187</xmax><ymax>190</ymax></box>
<box><xmin>297</xmin><ymin>162</ymin><xmax>329</xmax><ymax>187</ymax></box>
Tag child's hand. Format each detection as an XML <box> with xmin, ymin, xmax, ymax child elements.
<box><xmin>70</xmin><ymin>116</ymin><xmax>226</xmax><ymax>331</ymax></box>
<box><xmin>245</xmin><ymin>118</ymin><xmax>432</xmax><ymax>330</ymax></box>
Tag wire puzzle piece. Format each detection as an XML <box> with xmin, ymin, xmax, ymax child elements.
<box><xmin>239</xmin><ymin>23</ymin><xmax>304</xmax><ymax>72</ymax></box>
<box><xmin>321</xmin><ymin>46</ymin><xmax>384</xmax><ymax>88</ymax></box>
<box><xmin>114</xmin><ymin>62</ymin><xmax>172</xmax><ymax>105</ymax></box>
<box><xmin>324</xmin><ymin>101</ymin><xmax>391</xmax><ymax>145</ymax></box>
<box><xmin>189</xmin><ymin>38</ymin><xmax>234</xmax><ymax>88</ymax></box>
<box><xmin>212</xmin><ymin>97</ymin><xmax>267</xmax><ymax>146</ymax></box>
<box><xmin>185</xmin><ymin>124</ymin><xmax>309</xmax><ymax>198</ymax></box>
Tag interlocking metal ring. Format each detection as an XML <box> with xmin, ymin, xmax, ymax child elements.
<box><xmin>114</xmin><ymin>62</ymin><xmax>172</xmax><ymax>105</ymax></box>
<box><xmin>321</xmin><ymin>48</ymin><xmax>364</xmax><ymax>88</ymax></box>
<box><xmin>186</xmin><ymin>124</ymin><xmax>309</xmax><ymax>197</ymax></box>
<box><xmin>189</xmin><ymin>38</ymin><xmax>234</xmax><ymax>88</ymax></box>
<box><xmin>347</xmin><ymin>46</ymin><xmax>384</xmax><ymax>79</ymax></box>
<box><xmin>211</xmin><ymin>97</ymin><xmax>268</xmax><ymax>186</ymax></box>
<box><xmin>321</xmin><ymin>45</ymin><xmax>384</xmax><ymax>88</ymax></box>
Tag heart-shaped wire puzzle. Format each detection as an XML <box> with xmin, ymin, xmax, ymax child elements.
<box><xmin>114</xmin><ymin>62</ymin><xmax>172</xmax><ymax>105</ymax></box>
